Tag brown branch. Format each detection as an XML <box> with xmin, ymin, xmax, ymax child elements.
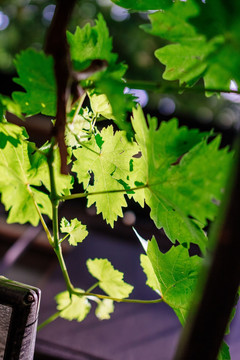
<box><xmin>45</xmin><ymin>0</ymin><xmax>77</xmax><ymax>174</ymax></box>
<box><xmin>174</xmin><ymin>137</ymin><xmax>240</xmax><ymax>360</ymax></box>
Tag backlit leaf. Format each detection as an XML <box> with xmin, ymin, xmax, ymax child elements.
<box><xmin>60</xmin><ymin>217</ymin><xmax>88</xmax><ymax>246</ymax></box>
<box><xmin>55</xmin><ymin>290</ymin><xmax>91</xmax><ymax>322</ymax></box>
<box><xmin>87</xmin><ymin>258</ymin><xmax>133</xmax><ymax>299</ymax></box>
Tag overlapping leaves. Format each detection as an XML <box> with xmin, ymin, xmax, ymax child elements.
<box><xmin>141</xmin><ymin>237</ymin><xmax>202</xmax><ymax>324</ymax></box>
<box><xmin>141</xmin><ymin>0</ymin><xmax>240</xmax><ymax>92</ymax></box>
<box><xmin>67</xmin><ymin>14</ymin><xmax>135</xmax><ymax>132</ymax></box>
<box><xmin>130</xmin><ymin>107</ymin><xmax>232</xmax><ymax>252</ymax></box>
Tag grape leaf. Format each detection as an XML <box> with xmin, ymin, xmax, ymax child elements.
<box><xmin>141</xmin><ymin>0</ymin><xmax>240</xmax><ymax>91</ymax></box>
<box><xmin>60</xmin><ymin>217</ymin><xmax>88</xmax><ymax>246</ymax></box>
<box><xmin>72</xmin><ymin>125</ymin><xmax>139</xmax><ymax>226</ymax></box>
<box><xmin>87</xmin><ymin>258</ymin><xmax>133</xmax><ymax>299</ymax></box>
<box><xmin>95</xmin><ymin>299</ymin><xmax>114</xmax><ymax>320</ymax></box>
<box><xmin>12</xmin><ymin>49</ymin><xmax>56</xmax><ymax>116</ymax></box>
<box><xmin>145</xmin><ymin>237</ymin><xmax>202</xmax><ymax>324</ymax></box>
<box><xmin>55</xmin><ymin>290</ymin><xmax>91</xmax><ymax>322</ymax></box>
<box><xmin>0</xmin><ymin>138</ymin><xmax>51</xmax><ymax>225</ymax></box>
<box><xmin>130</xmin><ymin>107</ymin><xmax>231</xmax><ymax>251</ymax></box>
<box><xmin>110</xmin><ymin>0</ymin><xmax>172</xmax><ymax>11</ymax></box>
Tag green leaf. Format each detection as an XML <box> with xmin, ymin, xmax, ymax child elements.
<box><xmin>12</xmin><ymin>49</ymin><xmax>56</xmax><ymax>116</ymax></box>
<box><xmin>72</xmin><ymin>125</ymin><xmax>139</xmax><ymax>226</ymax></box>
<box><xmin>87</xmin><ymin>258</ymin><xmax>133</xmax><ymax>299</ymax></box>
<box><xmin>0</xmin><ymin>139</ymin><xmax>51</xmax><ymax>225</ymax></box>
<box><xmin>60</xmin><ymin>217</ymin><xmax>88</xmax><ymax>246</ymax></box>
<box><xmin>131</xmin><ymin>107</ymin><xmax>231</xmax><ymax>251</ymax></box>
<box><xmin>67</xmin><ymin>14</ymin><xmax>117</xmax><ymax>72</ymax></box>
<box><xmin>110</xmin><ymin>0</ymin><xmax>172</xmax><ymax>11</ymax></box>
<box><xmin>55</xmin><ymin>290</ymin><xmax>91</xmax><ymax>322</ymax></box>
<box><xmin>95</xmin><ymin>299</ymin><xmax>114</xmax><ymax>320</ymax></box>
<box><xmin>146</xmin><ymin>237</ymin><xmax>202</xmax><ymax>325</ymax></box>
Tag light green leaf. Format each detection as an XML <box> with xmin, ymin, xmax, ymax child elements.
<box><xmin>130</xmin><ymin>107</ymin><xmax>231</xmax><ymax>251</ymax></box>
<box><xmin>12</xmin><ymin>49</ymin><xmax>56</xmax><ymax>116</ymax></box>
<box><xmin>72</xmin><ymin>125</ymin><xmax>139</xmax><ymax>226</ymax></box>
<box><xmin>55</xmin><ymin>290</ymin><xmax>91</xmax><ymax>322</ymax></box>
<box><xmin>87</xmin><ymin>258</ymin><xmax>133</xmax><ymax>299</ymax></box>
<box><xmin>0</xmin><ymin>139</ymin><xmax>51</xmax><ymax>225</ymax></box>
<box><xmin>147</xmin><ymin>237</ymin><xmax>202</xmax><ymax>325</ymax></box>
<box><xmin>60</xmin><ymin>217</ymin><xmax>88</xmax><ymax>246</ymax></box>
<box><xmin>95</xmin><ymin>299</ymin><xmax>114</xmax><ymax>320</ymax></box>
<box><xmin>88</xmin><ymin>92</ymin><xmax>115</xmax><ymax>120</ymax></box>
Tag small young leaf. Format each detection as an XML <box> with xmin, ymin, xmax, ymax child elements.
<box><xmin>55</xmin><ymin>290</ymin><xmax>91</xmax><ymax>322</ymax></box>
<box><xmin>60</xmin><ymin>217</ymin><xmax>88</xmax><ymax>246</ymax></box>
<box><xmin>87</xmin><ymin>258</ymin><xmax>133</xmax><ymax>299</ymax></box>
<box><xmin>12</xmin><ymin>49</ymin><xmax>56</xmax><ymax>116</ymax></box>
<box><xmin>95</xmin><ymin>299</ymin><xmax>114</xmax><ymax>320</ymax></box>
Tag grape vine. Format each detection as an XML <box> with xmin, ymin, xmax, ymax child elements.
<box><xmin>0</xmin><ymin>1</ymin><xmax>239</xmax><ymax>359</ymax></box>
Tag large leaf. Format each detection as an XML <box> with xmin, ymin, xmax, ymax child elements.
<box><xmin>130</xmin><ymin>107</ymin><xmax>232</xmax><ymax>251</ymax></box>
<box><xmin>143</xmin><ymin>237</ymin><xmax>202</xmax><ymax>324</ymax></box>
<box><xmin>72</xmin><ymin>126</ymin><xmax>139</xmax><ymax>226</ymax></box>
<box><xmin>0</xmin><ymin>138</ymin><xmax>51</xmax><ymax>225</ymax></box>
<box><xmin>87</xmin><ymin>258</ymin><xmax>133</xmax><ymax>299</ymax></box>
<box><xmin>12</xmin><ymin>49</ymin><xmax>56</xmax><ymax>116</ymax></box>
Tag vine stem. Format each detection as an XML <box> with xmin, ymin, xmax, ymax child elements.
<box><xmin>47</xmin><ymin>143</ymin><xmax>74</xmax><ymax>294</ymax></box>
<box><xmin>70</xmin><ymin>93</ymin><xmax>87</xmax><ymax>124</ymax></box>
<box><xmin>26</xmin><ymin>184</ymin><xmax>53</xmax><ymax>246</ymax></box>
<box><xmin>58</xmin><ymin>184</ymin><xmax>147</xmax><ymax>201</ymax></box>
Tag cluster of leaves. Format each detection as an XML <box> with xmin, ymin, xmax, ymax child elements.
<box><xmin>0</xmin><ymin>1</ymin><xmax>237</xmax><ymax>359</ymax></box>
